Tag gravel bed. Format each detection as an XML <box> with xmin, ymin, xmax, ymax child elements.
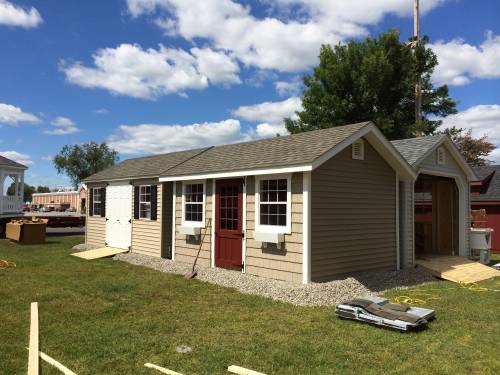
<box><xmin>114</xmin><ymin>253</ymin><xmax>436</xmax><ymax>306</ymax></box>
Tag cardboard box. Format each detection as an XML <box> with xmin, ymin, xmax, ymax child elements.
<box><xmin>6</xmin><ymin>219</ymin><xmax>47</xmax><ymax>244</ymax></box>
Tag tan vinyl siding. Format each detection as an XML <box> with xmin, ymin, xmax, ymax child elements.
<box><xmin>311</xmin><ymin>140</ymin><xmax>397</xmax><ymax>282</ymax></box>
<box><xmin>245</xmin><ymin>173</ymin><xmax>303</xmax><ymax>284</ymax></box>
<box><xmin>174</xmin><ymin>180</ymin><xmax>213</xmax><ymax>267</ymax></box>
<box><xmin>85</xmin><ymin>184</ymin><xmax>106</xmax><ymax>247</ymax></box>
<box><xmin>131</xmin><ymin>181</ymin><xmax>162</xmax><ymax>257</ymax></box>
<box><xmin>419</xmin><ymin>146</ymin><xmax>471</xmax><ymax>254</ymax></box>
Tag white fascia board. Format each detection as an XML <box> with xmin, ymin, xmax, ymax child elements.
<box><xmin>311</xmin><ymin>123</ymin><xmax>417</xmax><ymax>181</ymax></box>
<box><xmin>442</xmin><ymin>138</ymin><xmax>477</xmax><ymax>181</ymax></box>
<box><xmin>413</xmin><ymin>137</ymin><xmax>476</xmax><ymax>181</ymax></box>
<box><xmin>159</xmin><ymin>164</ymin><xmax>312</xmax><ymax>182</ymax></box>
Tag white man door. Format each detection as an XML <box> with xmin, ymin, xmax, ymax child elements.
<box><xmin>105</xmin><ymin>183</ymin><xmax>132</xmax><ymax>250</ymax></box>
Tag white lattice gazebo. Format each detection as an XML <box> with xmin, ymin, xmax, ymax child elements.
<box><xmin>0</xmin><ymin>155</ymin><xmax>27</xmax><ymax>215</ymax></box>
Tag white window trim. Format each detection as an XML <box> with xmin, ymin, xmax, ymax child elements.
<box><xmin>138</xmin><ymin>185</ymin><xmax>152</xmax><ymax>220</ymax></box>
<box><xmin>92</xmin><ymin>187</ymin><xmax>102</xmax><ymax>217</ymax></box>
<box><xmin>181</xmin><ymin>180</ymin><xmax>206</xmax><ymax>228</ymax></box>
<box><xmin>352</xmin><ymin>139</ymin><xmax>365</xmax><ymax>160</ymax></box>
<box><xmin>254</xmin><ymin>174</ymin><xmax>292</xmax><ymax>234</ymax></box>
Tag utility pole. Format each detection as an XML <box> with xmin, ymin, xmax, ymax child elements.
<box><xmin>414</xmin><ymin>0</ymin><xmax>422</xmax><ymax>130</ymax></box>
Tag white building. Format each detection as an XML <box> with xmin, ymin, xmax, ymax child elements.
<box><xmin>0</xmin><ymin>155</ymin><xmax>26</xmax><ymax>216</ymax></box>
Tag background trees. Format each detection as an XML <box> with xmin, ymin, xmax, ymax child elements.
<box><xmin>53</xmin><ymin>142</ymin><xmax>118</xmax><ymax>188</ymax></box>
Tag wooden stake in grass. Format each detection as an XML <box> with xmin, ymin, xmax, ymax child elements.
<box><xmin>39</xmin><ymin>351</ymin><xmax>77</xmax><ymax>375</ymax></box>
<box><xmin>228</xmin><ymin>365</ymin><xmax>267</xmax><ymax>375</ymax></box>
<box><xmin>144</xmin><ymin>362</ymin><xmax>184</xmax><ymax>375</ymax></box>
<box><xmin>28</xmin><ymin>302</ymin><xmax>39</xmax><ymax>375</ymax></box>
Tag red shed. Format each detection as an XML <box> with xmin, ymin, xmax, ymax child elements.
<box><xmin>471</xmin><ymin>165</ymin><xmax>500</xmax><ymax>253</ymax></box>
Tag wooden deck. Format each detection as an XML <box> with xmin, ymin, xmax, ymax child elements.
<box><xmin>71</xmin><ymin>247</ymin><xmax>128</xmax><ymax>260</ymax></box>
<box><xmin>416</xmin><ymin>255</ymin><xmax>500</xmax><ymax>283</ymax></box>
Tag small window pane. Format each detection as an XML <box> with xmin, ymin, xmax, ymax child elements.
<box><xmin>259</xmin><ymin>178</ymin><xmax>288</xmax><ymax>227</ymax></box>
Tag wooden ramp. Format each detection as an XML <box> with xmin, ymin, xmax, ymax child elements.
<box><xmin>71</xmin><ymin>247</ymin><xmax>128</xmax><ymax>260</ymax></box>
<box><xmin>416</xmin><ymin>255</ymin><xmax>500</xmax><ymax>283</ymax></box>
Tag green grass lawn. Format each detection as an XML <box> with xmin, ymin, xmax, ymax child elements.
<box><xmin>1</xmin><ymin>237</ymin><xmax>499</xmax><ymax>375</ymax></box>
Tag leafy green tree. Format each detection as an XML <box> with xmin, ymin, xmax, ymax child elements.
<box><xmin>36</xmin><ymin>186</ymin><xmax>50</xmax><ymax>193</ymax></box>
<box><xmin>53</xmin><ymin>142</ymin><xmax>119</xmax><ymax>188</ymax></box>
<box><xmin>285</xmin><ymin>29</ymin><xmax>457</xmax><ymax>140</ymax></box>
<box><xmin>7</xmin><ymin>182</ymin><xmax>35</xmax><ymax>202</ymax></box>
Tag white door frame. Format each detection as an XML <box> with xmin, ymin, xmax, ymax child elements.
<box><xmin>418</xmin><ymin>169</ymin><xmax>468</xmax><ymax>257</ymax></box>
<box><xmin>105</xmin><ymin>182</ymin><xmax>132</xmax><ymax>250</ymax></box>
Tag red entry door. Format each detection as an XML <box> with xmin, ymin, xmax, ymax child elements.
<box><xmin>215</xmin><ymin>179</ymin><xmax>244</xmax><ymax>270</ymax></box>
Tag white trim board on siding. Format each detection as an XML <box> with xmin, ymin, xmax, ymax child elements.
<box><xmin>302</xmin><ymin>171</ymin><xmax>311</xmax><ymax>284</ymax></box>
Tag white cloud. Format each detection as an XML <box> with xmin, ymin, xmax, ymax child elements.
<box><xmin>61</xmin><ymin>43</ymin><xmax>240</xmax><ymax>99</ymax></box>
<box><xmin>232</xmin><ymin>96</ymin><xmax>302</xmax><ymax>138</ymax></box>
<box><xmin>0</xmin><ymin>0</ymin><xmax>42</xmax><ymax>28</ymax></box>
<box><xmin>275</xmin><ymin>76</ymin><xmax>303</xmax><ymax>97</ymax></box>
<box><xmin>0</xmin><ymin>150</ymin><xmax>33</xmax><ymax>165</ymax></box>
<box><xmin>432</xmin><ymin>31</ymin><xmax>500</xmax><ymax>86</ymax></box>
<box><xmin>51</xmin><ymin>116</ymin><xmax>75</xmax><ymax>127</ymax></box>
<box><xmin>0</xmin><ymin>102</ymin><xmax>41</xmax><ymax>125</ymax></box>
<box><xmin>190</xmin><ymin>47</ymin><xmax>241</xmax><ymax>85</ymax></box>
<box><xmin>41</xmin><ymin>155</ymin><xmax>53</xmax><ymax>161</ymax></box>
<box><xmin>45</xmin><ymin>116</ymin><xmax>80</xmax><ymax>135</ymax></box>
<box><xmin>126</xmin><ymin>0</ymin><xmax>446</xmax><ymax>72</ymax></box>
<box><xmin>94</xmin><ymin>108</ymin><xmax>109</xmax><ymax>114</ymax></box>
<box><xmin>108</xmin><ymin>119</ymin><xmax>251</xmax><ymax>154</ymax></box>
<box><xmin>232</xmin><ymin>96</ymin><xmax>302</xmax><ymax>124</ymax></box>
<box><xmin>439</xmin><ymin>104</ymin><xmax>500</xmax><ymax>162</ymax></box>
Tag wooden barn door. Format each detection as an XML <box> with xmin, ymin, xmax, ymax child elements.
<box><xmin>215</xmin><ymin>179</ymin><xmax>244</xmax><ymax>270</ymax></box>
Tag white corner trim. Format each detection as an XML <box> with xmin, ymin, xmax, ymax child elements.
<box><xmin>211</xmin><ymin>179</ymin><xmax>216</xmax><ymax>268</ymax></box>
<box><xmin>171</xmin><ymin>181</ymin><xmax>176</xmax><ymax>261</ymax></box>
<box><xmin>254</xmin><ymin>173</ymin><xmax>292</xmax><ymax>234</ymax></box>
<box><xmin>159</xmin><ymin>165</ymin><xmax>312</xmax><ymax>182</ymax></box>
<box><xmin>181</xmin><ymin>179</ymin><xmax>206</xmax><ymax>228</ymax></box>
<box><xmin>302</xmin><ymin>171</ymin><xmax>311</xmax><ymax>284</ymax></box>
<box><xmin>395</xmin><ymin>173</ymin><xmax>400</xmax><ymax>270</ymax></box>
<box><xmin>242</xmin><ymin>177</ymin><xmax>247</xmax><ymax>273</ymax></box>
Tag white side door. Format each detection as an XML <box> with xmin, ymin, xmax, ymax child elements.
<box><xmin>105</xmin><ymin>183</ymin><xmax>132</xmax><ymax>249</ymax></box>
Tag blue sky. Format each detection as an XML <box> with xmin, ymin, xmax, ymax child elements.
<box><xmin>1</xmin><ymin>0</ymin><xmax>499</xmax><ymax>188</ymax></box>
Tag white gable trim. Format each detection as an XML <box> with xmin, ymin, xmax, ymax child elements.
<box><xmin>311</xmin><ymin>123</ymin><xmax>417</xmax><ymax>181</ymax></box>
<box><xmin>413</xmin><ymin>137</ymin><xmax>476</xmax><ymax>181</ymax></box>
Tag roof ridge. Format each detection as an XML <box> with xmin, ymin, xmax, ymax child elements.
<box><xmin>119</xmin><ymin>146</ymin><xmax>210</xmax><ymax>164</ymax></box>
<box><xmin>159</xmin><ymin>146</ymin><xmax>214</xmax><ymax>176</ymax></box>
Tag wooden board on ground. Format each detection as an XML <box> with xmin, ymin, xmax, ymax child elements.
<box><xmin>144</xmin><ymin>362</ymin><xmax>183</xmax><ymax>375</ymax></box>
<box><xmin>71</xmin><ymin>247</ymin><xmax>128</xmax><ymax>260</ymax></box>
<box><xmin>28</xmin><ymin>302</ymin><xmax>39</xmax><ymax>375</ymax></box>
<box><xmin>416</xmin><ymin>255</ymin><xmax>500</xmax><ymax>283</ymax></box>
<box><xmin>228</xmin><ymin>365</ymin><xmax>267</xmax><ymax>375</ymax></box>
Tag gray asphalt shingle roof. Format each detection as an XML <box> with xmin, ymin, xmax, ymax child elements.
<box><xmin>472</xmin><ymin>165</ymin><xmax>500</xmax><ymax>201</ymax></box>
<box><xmin>0</xmin><ymin>155</ymin><xmax>27</xmax><ymax>169</ymax></box>
<box><xmin>161</xmin><ymin>122</ymin><xmax>370</xmax><ymax>177</ymax></box>
<box><xmin>390</xmin><ymin>134</ymin><xmax>445</xmax><ymax>166</ymax></box>
<box><xmin>84</xmin><ymin>147</ymin><xmax>210</xmax><ymax>183</ymax></box>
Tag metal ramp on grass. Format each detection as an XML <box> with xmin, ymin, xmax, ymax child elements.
<box><xmin>71</xmin><ymin>247</ymin><xmax>128</xmax><ymax>260</ymax></box>
<box><xmin>416</xmin><ymin>255</ymin><xmax>500</xmax><ymax>283</ymax></box>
